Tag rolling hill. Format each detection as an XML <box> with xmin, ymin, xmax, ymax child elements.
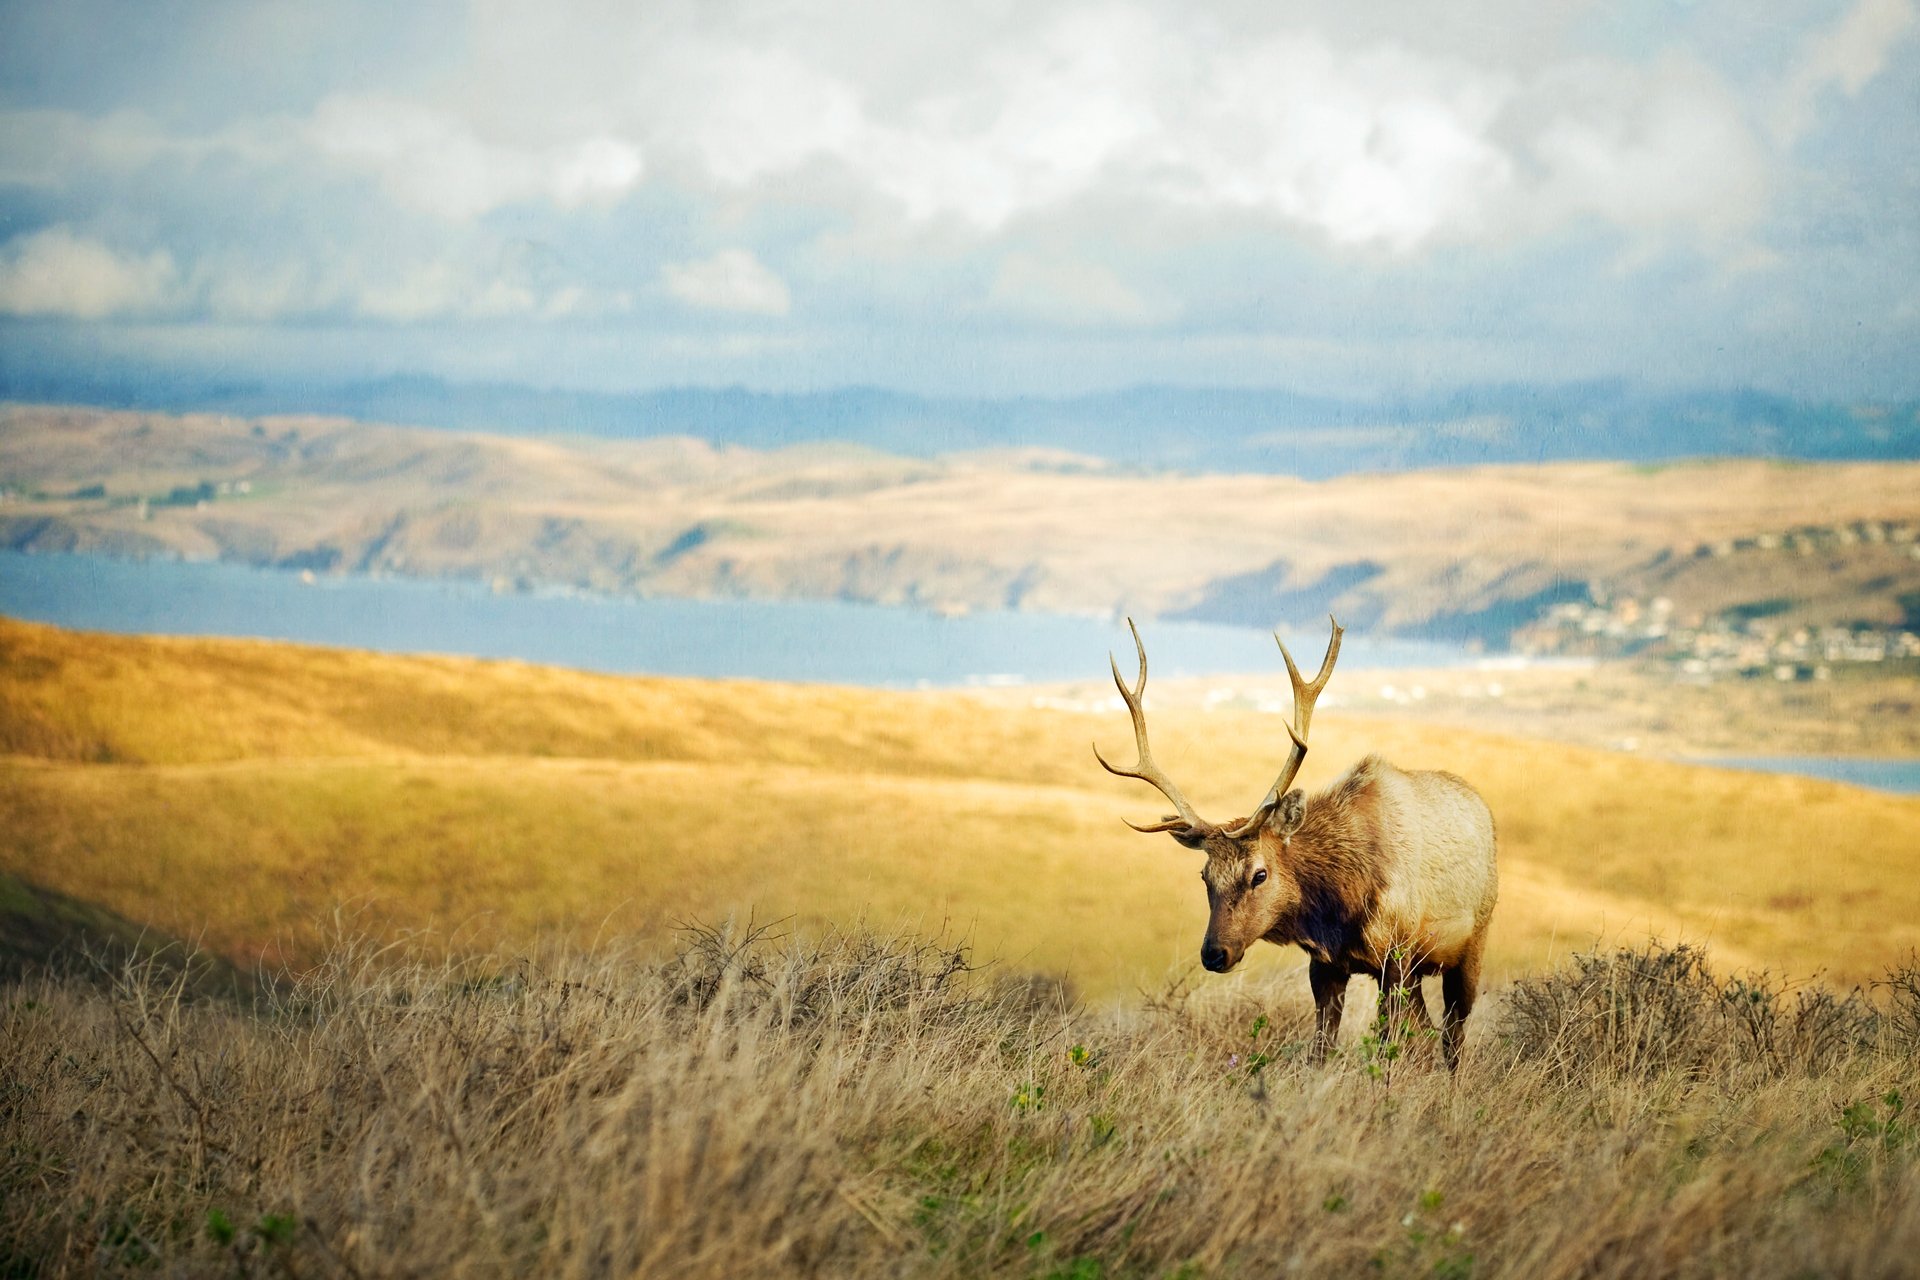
<box><xmin>5</xmin><ymin>403</ymin><xmax>1919</xmax><ymax>646</ymax></box>
<box><xmin>4</xmin><ymin>616</ymin><xmax>1917</xmax><ymax>995</ymax></box>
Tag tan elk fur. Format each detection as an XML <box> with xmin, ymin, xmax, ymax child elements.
<box><xmin>1096</xmin><ymin>620</ymin><xmax>1499</xmax><ymax>1068</ymax></box>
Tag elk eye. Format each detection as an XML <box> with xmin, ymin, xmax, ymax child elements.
<box><xmin>1251</xmin><ymin>868</ymin><xmax>1268</xmax><ymax>887</ymax></box>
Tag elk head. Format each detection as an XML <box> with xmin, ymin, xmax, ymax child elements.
<box><xmin>1093</xmin><ymin>616</ymin><xmax>1343</xmax><ymax>973</ymax></box>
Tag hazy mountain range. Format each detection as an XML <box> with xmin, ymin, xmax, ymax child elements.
<box><xmin>3</xmin><ymin>363</ymin><xmax>1915</xmax><ymax>479</ymax></box>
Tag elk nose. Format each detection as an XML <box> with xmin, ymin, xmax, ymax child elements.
<box><xmin>1201</xmin><ymin>944</ymin><xmax>1231</xmax><ymax>972</ymax></box>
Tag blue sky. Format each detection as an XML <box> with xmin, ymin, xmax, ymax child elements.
<box><xmin>0</xmin><ymin>0</ymin><xmax>1915</xmax><ymax>399</ymax></box>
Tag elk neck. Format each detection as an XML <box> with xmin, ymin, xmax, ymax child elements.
<box><xmin>1262</xmin><ymin>755</ymin><xmax>1388</xmax><ymax>965</ymax></box>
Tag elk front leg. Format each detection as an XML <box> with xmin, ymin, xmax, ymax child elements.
<box><xmin>1308</xmin><ymin>959</ymin><xmax>1349</xmax><ymax>1064</ymax></box>
<box><xmin>1377</xmin><ymin>951</ymin><xmax>1434</xmax><ymax>1051</ymax></box>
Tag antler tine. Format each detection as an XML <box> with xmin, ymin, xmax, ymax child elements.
<box><xmin>1276</xmin><ymin>612</ymin><xmax>1344</xmax><ymax>739</ymax></box>
<box><xmin>1222</xmin><ymin>720</ymin><xmax>1305</xmax><ymax>839</ymax></box>
<box><xmin>1091</xmin><ymin>618</ymin><xmax>1207</xmax><ymax>833</ymax></box>
<box><xmin>1222</xmin><ymin>615</ymin><xmax>1343</xmax><ymax>839</ymax></box>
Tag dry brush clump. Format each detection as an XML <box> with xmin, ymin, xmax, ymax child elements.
<box><xmin>2</xmin><ymin>929</ymin><xmax>1918</xmax><ymax>1279</ymax></box>
<box><xmin>1498</xmin><ymin>942</ymin><xmax>1893</xmax><ymax>1081</ymax></box>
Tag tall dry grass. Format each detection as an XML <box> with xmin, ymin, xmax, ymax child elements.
<box><xmin>4</xmin><ymin>929</ymin><xmax>1917</xmax><ymax>1279</ymax></box>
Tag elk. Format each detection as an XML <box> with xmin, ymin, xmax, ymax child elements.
<box><xmin>1094</xmin><ymin>617</ymin><xmax>1497</xmax><ymax>1069</ymax></box>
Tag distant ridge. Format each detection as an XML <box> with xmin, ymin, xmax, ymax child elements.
<box><xmin>2</xmin><ymin>361</ymin><xmax>1915</xmax><ymax>479</ymax></box>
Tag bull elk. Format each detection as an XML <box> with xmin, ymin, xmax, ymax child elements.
<box><xmin>1094</xmin><ymin>617</ymin><xmax>1497</xmax><ymax>1069</ymax></box>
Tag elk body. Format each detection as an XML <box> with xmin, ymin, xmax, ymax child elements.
<box><xmin>1094</xmin><ymin>618</ymin><xmax>1497</xmax><ymax>1068</ymax></box>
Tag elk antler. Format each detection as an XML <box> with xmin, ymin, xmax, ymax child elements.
<box><xmin>1092</xmin><ymin>618</ymin><xmax>1210</xmax><ymax>834</ymax></box>
<box><xmin>1223</xmin><ymin>615</ymin><xmax>1344</xmax><ymax>839</ymax></box>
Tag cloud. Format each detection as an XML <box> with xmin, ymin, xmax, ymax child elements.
<box><xmin>1</xmin><ymin>0</ymin><xmax>1916</xmax><ymax>399</ymax></box>
<box><xmin>353</xmin><ymin>261</ymin><xmax>608</xmax><ymax>322</ymax></box>
<box><xmin>308</xmin><ymin>94</ymin><xmax>643</xmax><ymax>220</ymax></box>
<box><xmin>1778</xmin><ymin>0</ymin><xmax>1918</xmax><ymax>141</ymax></box>
<box><xmin>661</xmin><ymin>249</ymin><xmax>792</xmax><ymax>316</ymax></box>
<box><xmin>0</xmin><ymin>4</ymin><xmax>1827</xmax><ymax>257</ymax></box>
<box><xmin>0</xmin><ymin>229</ymin><xmax>627</xmax><ymax>325</ymax></box>
<box><xmin>1522</xmin><ymin>56</ymin><xmax>1768</xmax><ymax>236</ymax></box>
<box><xmin>614</xmin><ymin>7</ymin><xmax>1767</xmax><ymax>253</ymax></box>
<box><xmin>647</xmin><ymin>15</ymin><xmax>1520</xmax><ymax>247</ymax></box>
<box><xmin>0</xmin><ymin>226</ymin><xmax>179</xmax><ymax>318</ymax></box>
<box><xmin>985</xmin><ymin>253</ymin><xmax>1155</xmax><ymax>325</ymax></box>
<box><xmin>1153</xmin><ymin>34</ymin><xmax>1517</xmax><ymax>251</ymax></box>
<box><xmin>215</xmin><ymin>251</ymin><xmax>631</xmax><ymax>324</ymax></box>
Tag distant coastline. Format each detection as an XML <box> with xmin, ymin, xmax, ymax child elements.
<box><xmin>0</xmin><ymin>549</ymin><xmax>1481</xmax><ymax>688</ymax></box>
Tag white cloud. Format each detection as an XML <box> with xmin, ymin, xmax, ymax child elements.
<box><xmin>612</xmin><ymin>6</ymin><xmax>1761</xmax><ymax>252</ymax></box>
<box><xmin>0</xmin><ymin>226</ymin><xmax>179</xmax><ymax>318</ymax></box>
<box><xmin>1778</xmin><ymin>0</ymin><xmax>1918</xmax><ymax>141</ymax></box>
<box><xmin>0</xmin><ymin>107</ymin><xmax>297</xmax><ymax>189</ymax></box>
<box><xmin>0</xmin><ymin>4</ymin><xmax>1816</xmax><ymax>259</ymax></box>
<box><xmin>1158</xmin><ymin>35</ymin><xmax>1516</xmax><ymax>250</ymax></box>
<box><xmin>549</xmin><ymin>136</ymin><xmax>647</xmax><ymax>205</ymax></box>
<box><xmin>852</xmin><ymin>9</ymin><xmax>1169</xmax><ymax>230</ymax></box>
<box><xmin>660</xmin><ymin>44</ymin><xmax>868</xmax><ymax>190</ymax></box>
<box><xmin>5</xmin><ymin>0</ymin><xmax>1915</xmax><ymax>398</ymax></box>
<box><xmin>21</xmin><ymin>238</ymin><xmax>631</xmax><ymax>325</ymax></box>
<box><xmin>985</xmin><ymin>253</ymin><xmax>1155</xmax><ymax>325</ymax></box>
<box><xmin>332</xmin><ymin>258</ymin><xmax>629</xmax><ymax>323</ymax></box>
<box><xmin>308</xmin><ymin>94</ymin><xmax>642</xmax><ymax>220</ymax></box>
<box><xmin>195</xmin><ymin>257</ymin><xmax>341</xmax><ymax>321</ymax></box>
<box><xmin>661</xmin><ymin>249</ymin><xmax>792</xmax><ymax>315</ymax></box>
<box><xmin>1523</xmin><ymin>57</ymin><xmax>1768</xmax><ymax>236</ymax></box>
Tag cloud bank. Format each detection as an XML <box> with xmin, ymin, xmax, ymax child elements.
<box><xmin>0</xmin><ymin>0</ymin><xmax>1915</xmax><ymax>397</ymax></box>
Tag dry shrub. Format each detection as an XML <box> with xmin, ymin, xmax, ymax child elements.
<box><xmin>1884</xmin><ymin>953</ymin><xmax>1920</xmax><ymax>1056</ymax></box>
<box><xmin>663</xmin><ymin>917</ymin><xmax>982</xmax><ymax>1028</ymax></box>
<box><xmin>1719</xmin><ymin>973</ymin><xmax>1882</xmax><ymax>1073</ymax></box>
<box><xmin>1500</xmin><ymin>941</ymin><xmax>1881</xmax><ymax>1080</ymax></box>
<box><xmin>1501</xmin><ymin>943</ymin><xmax>1722</xmax><ymax>1078</ymax></box>
<box><xmin>3</xmin><ymin>929</ymin><xmax>1918</xmax><ymax>1280</ymax></box>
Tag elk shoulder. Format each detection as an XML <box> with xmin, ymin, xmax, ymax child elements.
<box><xmin>1310</xmin><ymin>755</ymin><xmax>1497</xmax><ymax>973</ymax></box>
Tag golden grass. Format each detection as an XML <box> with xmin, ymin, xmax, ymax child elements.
<box><xmin>5</xmin><ymin>616</ymin><xmax>1920</xmax><ymax>995</ymax></box>
<box><xmin>2</xmin><ymin>930</ymin><xmax>1917</xmax><ymax>1278</ymax></box>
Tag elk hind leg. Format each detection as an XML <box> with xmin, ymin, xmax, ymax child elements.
<box><xmin>1404</xmin><ymin>974</ymin><xmax>1439</xmax><ymax>1060</ymax></box>
<box><xmin>1308</xmin><ymin>960</ymin><xmax>1349</xmax><ymax>1065</ymax></box>
<box><xmin>1440</xmin><ymin>934</ymin><xmax>1485</xmax><ymax>1073</ymax></box>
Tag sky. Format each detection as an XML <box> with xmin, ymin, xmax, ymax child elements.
<box><xmin>0</xmin><ymin>0</ymin><xmax>1915</xmax><ymax>400</ymax></box>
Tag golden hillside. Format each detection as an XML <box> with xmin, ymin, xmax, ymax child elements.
<box><xmin>3</xmin><ymin>616</ymin><xmax>1917</xmax><ymax>994</ymax></box>
<box><xmin>5</xmin><ymin>404</ymin><xmax>1919</xmax><ymax>638</ymax></box>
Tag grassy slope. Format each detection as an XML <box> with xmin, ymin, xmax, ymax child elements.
<box><xmin>0</xmin><ymin>869</ymin><xmax>253</xmax><ymax>997</ymax></box>
<box><xmin>4</xmin><ymin>616</ymin><xmax>1919</xmax><ymax>994</ymax></box>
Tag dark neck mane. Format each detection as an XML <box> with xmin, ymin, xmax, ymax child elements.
<box><xmin>1270</xmin><ymin>755</ymin><xmax>1387</xmax><ymax>963</ymax></box>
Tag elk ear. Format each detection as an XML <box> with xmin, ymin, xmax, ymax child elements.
<box><xmin>1169</xmin><ymin>826</ymin><xmax>1210</xmax><ymax>850</ymax></box>
<box><xmin>1265</xmin><ymin>789</ymin><xmax>1306</xmax><ymax>838</ymax></box>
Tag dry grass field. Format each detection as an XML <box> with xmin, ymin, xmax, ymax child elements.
<box><xmin>3</xmin><ymin>927</ymin><xmax>1917</xmax><ymax>1277</ymax></box>
<box><xmin>5</xmin><ymin>616</ymin><xmax>1920</xmax><ymax>994</ymax></box>
<box><xmin>6</xmin><ymin>617</ymin><xmax>1920</xmax><ymax>1277</ymax></box>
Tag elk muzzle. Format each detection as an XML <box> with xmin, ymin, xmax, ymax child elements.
<box><xmin>1200</xmin><ymin>940</ymin><xmax>1241</xmax><ymax>973</ymax></box>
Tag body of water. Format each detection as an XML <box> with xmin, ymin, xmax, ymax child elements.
<box><xmin>0</xmin><ymin>551</ymin><xmax>1478</xmax><ymax>687</ymax></box>
<box><xmin>8</xmin><ymin>553</ymin><xmax>1916</xmax><ymax>794</ymax></box>
<box><xmin>1686</xmin><ymin>756</ymin><xmax>1920</xmax><ymax>796</ymax></box>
